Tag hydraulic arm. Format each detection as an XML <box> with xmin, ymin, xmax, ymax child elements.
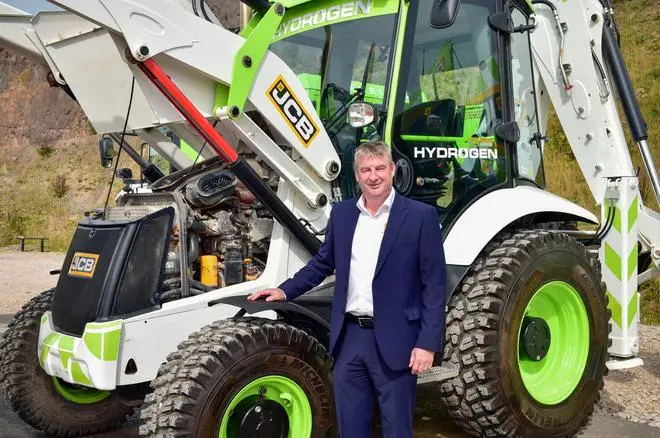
<box><xmin>529</xmin><ymin>0</ymin><xmax>659</xmax><ymax>360</ymax></box>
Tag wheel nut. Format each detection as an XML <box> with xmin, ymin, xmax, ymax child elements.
<box><xmin>280</xmin><ymin>392</ymin><xmax>293</xmax><ymax>407</ymax></box>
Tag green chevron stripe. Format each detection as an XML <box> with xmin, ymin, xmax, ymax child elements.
<box><xmin>606</xmin><ymin>290</ymin><xmax>639</xmax><ymax>329</ymax></box>
<box><xmin>605</xmin><ymin>243</ymin><xmax>622</xmax><ymax>282</ymax></box>
<box><xmin>628</xmin><ymin>292</ymin><xmax>638</xmax><ymax>328</ymax></box>
<box><xmin>628</xmin><ymin>196</ymin><xmax>638</xmax><ymax>233</ymax></box>
<box><xmin>627</xmin><ymin>246</ymin><xmax>637</xmax><ymax>281</ymax></box>
<box><xmin>607</xmin><ymin>290</ymin><xmax>622</xmax><ymax>329</ymax></box>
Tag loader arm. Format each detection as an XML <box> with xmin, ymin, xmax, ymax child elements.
<box><xmin>2</xmin><ymin>0</ymin><xmax>340</xmax><ymax>216</ymax></box>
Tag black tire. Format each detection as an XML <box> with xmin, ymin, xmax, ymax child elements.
<box><xmin>0</xmin><ymin>289</ymin><xmax>133</xmax><ymax>437</ymax></box>
<box><xmin>138</xmin><ymin>317</ymin><xmax>335</xmax><ymax>438</ymax></box>
<box><xmin>438</xmin><ymin>230</ymin><xmax>610</xmax><ymax>437</ymax></box>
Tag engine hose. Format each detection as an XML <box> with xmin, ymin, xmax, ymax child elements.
<box><xmin>190</xmin><ymin>279</ymin><xmax>215</xmax><ymax>292</ymax></box>
<box><xmin>162</xmin><ymin>277</ymin><xmax>181</xmax><ymax>288</ymax></box>
<box><xmin>159</xmin><ymin>288</ymin><xmax>182</xmax><ymax>301</ymax></box>
<box><xmin>188</xmin><ymin>233</ymin><xmax>200</xmax><ymax>265</ymax></box>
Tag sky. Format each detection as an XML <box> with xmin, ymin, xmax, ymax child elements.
<box><xmin>4</xmin><ymin>0</ymin><xmax>61</xmax><ymax>13</ymax></box>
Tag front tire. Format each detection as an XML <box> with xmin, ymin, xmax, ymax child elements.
<box><xmin>0</xmin><ymin>289</ymin><xmax>132</xmax><ymax>437</ymax></box>
<box><xmin>139</xmin><ymin>317</ymin><xmax>335</xmax><ymax>437</ymax></box>
<box><xmin>438</xmin><ymin>230</ymin><xmax>610</xmax><ymax>437</ymax></box>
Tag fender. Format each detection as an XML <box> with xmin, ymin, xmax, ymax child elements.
<box><xmin>444</xmin><ymin>186</ymin><xmax>598</xmax><ymax>266</ymax></box>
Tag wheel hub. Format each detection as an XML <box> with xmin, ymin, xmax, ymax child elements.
<box><xmin>238</xmin><ymin>399</ymin><xmax>289</xmax><ymax>438</ymax></box>
<box><xmin>521</xmin><ymin>316</ymin><xmax>551</xmax><ymax>361</ymax></box>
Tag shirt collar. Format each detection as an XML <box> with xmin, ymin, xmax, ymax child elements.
<box><xmin>356</xmin><ymin>186</ymin><xmax>396</xmax><ymax>216</ymax></box>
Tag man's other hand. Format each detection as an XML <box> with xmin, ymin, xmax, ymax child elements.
<box><xmin>409</xmin><ymin>348</ymin><xmax>434</xmax><ymax>374</ymax></box>
<box><xmin>247</xmin><ymin>288</ymin><xmax>286</xmax><ymax>302</ymax></box>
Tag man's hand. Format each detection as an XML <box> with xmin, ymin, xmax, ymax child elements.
<box><xmin>409</xmin><ymin>348</ymin><xmax>434</xmax><ymax>374</ymax></box>
<box><xmin>247</xmin><ymin>288</ymin><xmax>286</xmax><ymax>302</ymax></box>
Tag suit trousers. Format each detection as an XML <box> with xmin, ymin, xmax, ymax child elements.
<box><xmin>332</xmin><ymin>321</ymin><xmax>417</xmax><ymax>437</ymax></box>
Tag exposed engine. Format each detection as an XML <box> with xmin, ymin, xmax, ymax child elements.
<box><xmin>106</xmin><ymin>156</ymin><xmax>275</xmax><ymax>303</ymax></box>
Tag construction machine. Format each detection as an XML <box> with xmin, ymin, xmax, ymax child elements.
<box><xmin>0</xmin><ymin>0</ymin><xmax>658</xmax><ymax>436</ymax></box>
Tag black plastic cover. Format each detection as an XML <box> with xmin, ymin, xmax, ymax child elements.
<box><xmin>52</xmin><ymin>208</ymin><xmax>173</xmax><ymax>336</ymax></box>
<box><xmin>111</xmin><ymin>210</ymin><xmax>173</xmax><ymax>316</ymax></box>
<box><xmin>430</xmin><ymin>0</ymin><xmax>460</xmax><ymax>29</ymax></box>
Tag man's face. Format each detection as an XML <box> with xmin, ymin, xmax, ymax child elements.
<box><xmin>355</xmin><ymin>153</ymin><xmax>395</xmax><ymax>200</ymax></box>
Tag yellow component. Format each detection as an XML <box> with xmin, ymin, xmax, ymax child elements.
<box><xmin>200</xmin><ymin>255</ymin><xmax>219</xmax><ymax>287</ymax></box>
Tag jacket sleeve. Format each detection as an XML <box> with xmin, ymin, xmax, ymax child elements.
<box><xmin>278</xmin><ymin>207</ymin><xmax>336</xmax><ymax>301</ymax></box>
<box><xmin>415</xmin><ymin>206</ymin><xmax>447</xmax><ymax>352</ymax></box>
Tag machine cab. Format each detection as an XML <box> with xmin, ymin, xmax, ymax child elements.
<box><xmin>268</xmin><ymin>0</ymin><xmax>544</xmax><ymax>229</ymax></box>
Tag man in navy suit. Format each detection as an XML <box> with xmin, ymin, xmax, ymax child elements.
<box><xmin>248</xmin><ymin>140</ymin><xmax>446</xmax><ymax>437</ymax></box>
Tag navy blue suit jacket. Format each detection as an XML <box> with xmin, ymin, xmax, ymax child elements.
<box><xmin>279</xmin><ymin>192</ymin><xmax>447</xmax><ymax>371</ymax></box>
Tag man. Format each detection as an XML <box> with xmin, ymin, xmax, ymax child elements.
<box><xmin>248</xmin><ymin>140</ymin><xmax>446</xmax><ymax>437</ymax></box>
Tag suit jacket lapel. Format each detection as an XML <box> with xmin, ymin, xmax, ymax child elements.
<box><xmin>340</xmin><ymin>200</ymin><xmax>361</xmax><ymax>288</ymax></box>
<box><xmin>374</xmin><ymin>193</ymin><xmax>407</xmax><ymax>278</ymax></box>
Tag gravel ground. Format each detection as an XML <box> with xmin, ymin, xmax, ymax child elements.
<box><xmin>595</xmin><ymin>324</ymin><xmax>660</xmax><ymax>428</ymax></box>
<box><xmin>0</xmin><ymin>250</ymin><xmax>658</xmax><ymax>432</ymax></box>
<box><xmin>0</xmin><ymin>250</ymin><xmax>64</xmax><ymax>314</ymax></box>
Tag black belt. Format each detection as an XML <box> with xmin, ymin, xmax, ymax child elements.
<box><xmin>345</xmin><ymin>313</ymin><xmax>374</xmax><ymax>328</ymax></box>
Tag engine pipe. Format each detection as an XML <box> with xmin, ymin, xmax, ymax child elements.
<box><xmin>137</xmin><ymin>58</ymin><xmax>322</xmax><ymax>255</ymax></box>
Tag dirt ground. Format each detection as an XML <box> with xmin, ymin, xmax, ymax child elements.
<box><xmin>0</xmin><ymin>250</ymin><xmax>64</xmax><ymax>313</ymax></box>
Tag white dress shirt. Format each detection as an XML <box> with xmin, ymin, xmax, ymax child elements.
<box><xmin>345</xmin><ymin>187</ymin><xmax>396</xmax><ymax>317</ymax></box>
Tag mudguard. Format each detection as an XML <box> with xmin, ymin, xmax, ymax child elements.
<box><xmin>444</xmin><ymin>185</ymin><xmax>599</xmax><ymax>266</ymax></box>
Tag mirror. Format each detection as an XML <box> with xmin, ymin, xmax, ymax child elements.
<box><xmin>348</xmin><ymin>102</ymin><xmax>378</xmax><ymax>128</ymax></box>
<box><xmin>116</xmin><ymin>168</ymin><xmax>133</xmax><ymax>180</ymax></box>
<box><xmin>98</xmin><ymin>136</ymin><xmax>114</xmax><ymax>168</ymax></box>
<box><xmin>430</xmin><ymin>0</ymin><xmax>460</xmax><ymax>29</ymax></box>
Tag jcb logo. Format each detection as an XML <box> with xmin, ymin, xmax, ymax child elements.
<box><xmin>267</xmin><ymin>75</ymin><xmax>319</xmax><ymax>147</ymax></box>
<box><xmin>68</xmin><ymin>252</ymin><xmax>99</xmax><ymax>278</ymax></box>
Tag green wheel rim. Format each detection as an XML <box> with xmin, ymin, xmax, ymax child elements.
<box><xmin>52</xmin><ymin>377</ymin><xmax>111</xmax><ymax>404</ymax></box>
<box><xmin>218</xmin><ymin>375</ymin><xmax>312</xmax><ymax>438</ymax></box>
<box><xmin>517</xmin><ymin>281</ymin><xmax>590</xmax><ymax>405</ymax></box>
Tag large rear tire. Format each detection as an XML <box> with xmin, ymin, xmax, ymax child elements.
<box><xmin>138</xmin><ymin>317</ymin><xmax>335</xmax><ymax>438</ymax></box>
<box><xmin>0</xmin><ymin>289</ymin><xmax>133</xmax><ymax>437</ymax></box>
<box><xmin>438</xmin><ymin>230</ymin><xmax>610</xmax><ymax>437</ymax></box>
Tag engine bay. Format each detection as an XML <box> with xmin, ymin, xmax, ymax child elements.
<box><xmin>105</xmin><ymin>156</ymin><xmax>276</xmax><ymax>303</ymax></box>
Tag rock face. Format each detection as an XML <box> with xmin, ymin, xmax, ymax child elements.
<box><xmin>0</xmin><ymin>48</ymin><xmax>86</xmax><ymax>147</ymax></box>
<box><xmin>207</xmin><ymin>0</ymin><xmax>241</xmax><ymax>31</ymax></box>
<box><xmin>0</xmin><ymin>1</ymin><xmax>241</xmax><ymax>148</ymax></box>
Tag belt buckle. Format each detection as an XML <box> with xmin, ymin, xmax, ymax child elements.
<box><xmin>357</xmin><ymin>317</ymin><xmax>371</xmax><ymax>328</ymax></box>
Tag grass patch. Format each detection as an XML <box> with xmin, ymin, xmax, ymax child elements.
<box><xmin>51</xmin><ymin>174</ymin><xmax>69</xmax><ymax>198</ymax></box>
<box><xmin>37</xmin><ymin>146</ymin><xmax>55</xmax><ymax>159</ymax></box>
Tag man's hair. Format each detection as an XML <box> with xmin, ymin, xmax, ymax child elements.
<box><xmin>353</xmin><ymin>140</ymin><xmax>393</xmax><ymax>171</ymax></box>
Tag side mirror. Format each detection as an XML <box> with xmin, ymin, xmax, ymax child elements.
<box><xmin>99</xmin><ymin>136</ymin><xmax>114</xmax><ymax>168</ymax></box>
<box><xmin>430</xmin><ymin>0</ymin><xmax>460</xmax><ymax>29</ymax></box>
<box><xmin>348</xmin><ymin>102</ymin><xmax>379</xmax><ymax>128</ymax></box>
<box><xmin>116</xmin><ymin>168</ymin><xmax>133</xmax><ymax>180</ymax></box>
